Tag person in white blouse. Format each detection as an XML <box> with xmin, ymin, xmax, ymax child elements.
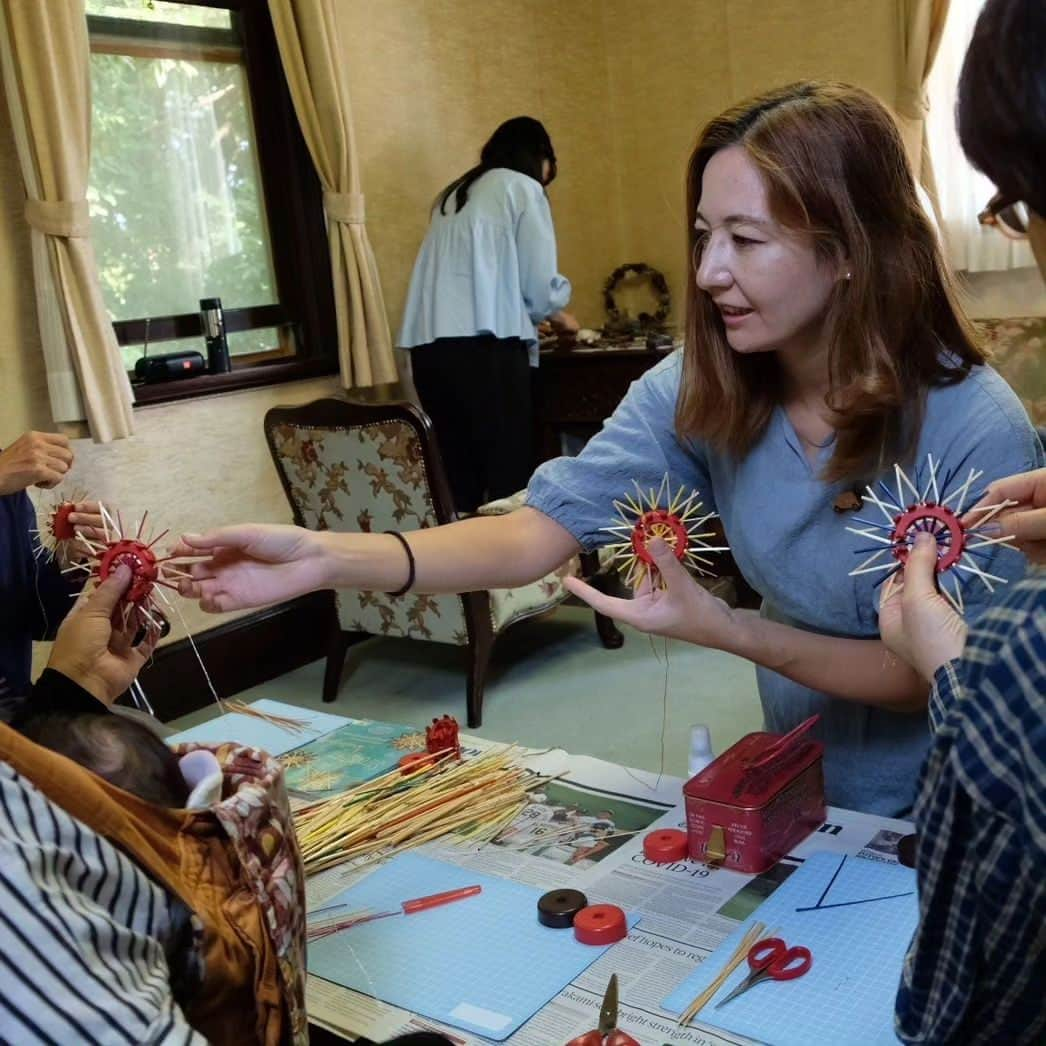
<box><xmin>398</xmin><ymin>116</ymin><xmax>578</xmax><ymax>513</ymax></box>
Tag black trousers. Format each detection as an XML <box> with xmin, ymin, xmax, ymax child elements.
<box><xmin>411</xmin><ymin>336</ymin><xmax>534</xmax><ymax>514</ymax></box>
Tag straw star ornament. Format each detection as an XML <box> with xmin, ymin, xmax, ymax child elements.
<box><xmin>846</xmin><ymin>453</ymin><xmax>1019</xmax><ymax>614</ymax></box>
<box><xmin>61</xmin><ymin>502</ymin><xmax>196</xmax><ymax>634</ymax></box>
<box><xmin>29</xmin><ymin>490</ymin><xmax>89</xmax><ymax>564</ymax></box>
<box><xmin>601</xmin><ymin>474</ymin><xmax>730</xmax><ymax>588</ymax></box>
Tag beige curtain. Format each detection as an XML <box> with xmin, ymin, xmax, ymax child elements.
<box><xmin>268</xmin><ymin>0</ymin><xmax>396</xmax><ymax>388</ymax></box>
<box><xmin>897</xmin><ymin>0</ymin><xmax>950</xmax><ymax>194</ymax></box>
<box><xmin>0</xmin><ymin>0</ymin><xmax>134</xmax><ymax>441</ymax></box>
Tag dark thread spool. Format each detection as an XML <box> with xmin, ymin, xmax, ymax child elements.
<box><xmin>537</xmin><ymin>888</ymin><xmax>588</xmax><ymax>928</ymax></box>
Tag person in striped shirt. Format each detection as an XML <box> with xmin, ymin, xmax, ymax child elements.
<box><xmin>0</xmin><ymin>567</ymin><xmax>209</xmax><ymax>1044</ymax></box>
<box><xmin>2</xmin><ymin>567</ymin><xmax>456</xmax><ymax>1045</ymax></box>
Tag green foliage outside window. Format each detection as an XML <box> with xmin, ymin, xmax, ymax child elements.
<box><xmin>87</xmin><ymin>0</ymin><xmax>279</xmax><ymax>368</ymax></box>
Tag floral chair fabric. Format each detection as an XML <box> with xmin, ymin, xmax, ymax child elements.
<box><xmin>974</xmin><ymin>317</ymin><xmax>1046</xmax><ymax>428</ymax></box>
<box><xmin>267</xmin><ymin>419</ymin><xmax>578</xmax><ymax>643</ymax></box>
<box><xmin>270</xmin><ymin>417</ymin><xmax>467</xmax><ymax>645</ymax></box>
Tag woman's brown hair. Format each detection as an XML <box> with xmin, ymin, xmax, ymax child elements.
<box><xmin>678</xmin><ymin>81</ymin><xmax>984</xmax><ymax>484</ymax></box>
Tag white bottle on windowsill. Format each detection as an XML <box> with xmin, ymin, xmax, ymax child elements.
<box><xmin>688</xmin><ymin>725</ymin><xmax>715</xmax><ymax>778</ymax></box>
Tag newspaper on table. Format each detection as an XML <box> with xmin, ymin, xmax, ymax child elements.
<box><xmin>304</xmin><ymin>736</ymin><xmax>913</xmax><ymax>1045</ymax></box>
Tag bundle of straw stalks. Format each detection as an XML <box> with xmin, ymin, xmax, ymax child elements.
<box><xmin>225</xmin><ymin>699</ymin><xmax>315</xmax><ymax>735</ymax></box>
<box><xmin>292</xmin><ymin>744</ymin><xmax>542</xmax><ymax>876</ymax></box>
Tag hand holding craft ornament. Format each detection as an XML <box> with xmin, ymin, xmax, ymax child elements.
<box><xmin>62</xmin><ymin>503</ymin><xmax>197</xmax><ymax>633</ymax></box>
<box><xmin>877</xmin><ymin>532</ymin><xmax>970</xmax><ymax>681</ymax></box>
<box><xmin>564</xmin><ymin>534</ymin><xmax>738</xmax><ymax>649</ymax></box>
<box><xmin>962</xmin><ymin>467</ymin><xmax>1046</xmax><ymax>564</ymax></box>
<box><xmin>601</xmin><ymin>474</ymin><xmax>730</xmax><ymax>589</ymax></box>
<box><xmin>563</xmin><ymin>474</ymin><xmax>736</xmax><ymax>646</ymax></box>
<box><xmin>30</xmin><ymin>491</ymin><xmax>102</xmax><ymax>564</ymax></box>
<box><xmin>38</xmin><ymin>499</ymin><xmax>81</xmax><ymax>569</ymax></box>
<box><xmin>47</xmin><ymin>564</ymin><xmax>161</xmax><ymax>706</ymax></box>
<box><xmin>847</xmin><ymin>454</ymin><xmax>1019</xmax><ymax>614</ymax></box>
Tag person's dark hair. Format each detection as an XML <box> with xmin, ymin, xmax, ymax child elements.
<box><xmin>679</xmin><ymin>81</ymin><xmax>984</xmax><ymax>484</ymax></box>
<box><xmin>957</xmin><ymin>0</ymin><xmax>1046</xmax><ymax>218</ymax></box>
<box><xmin>19</xmin><ymin>712</ymin><xmax>190</xmax><ymax>807</ymax></box>
<box><xmin>438</xmin><ymin>116</ymin><xmax>556</xmax><ymax>215</ymax></box>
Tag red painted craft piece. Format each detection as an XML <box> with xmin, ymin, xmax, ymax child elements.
<box><xmin>425</xmin><ymin>714</ymin><xmax>461</xmax><ymax>758</ymax></box>
<box><xmin>630</xmin><ymin>508</ymin><xmax>690</xmax><ymax>566</ymax></box>
<box><xmin>48</xmin><ymin>502</ymin><xmax>77</xmax><ymax>543</ymax></box>
<box><xmin>98</xmin><ymin>538</ymin><xmax>160</xmax><ymax>604</ymax></box>
<box><xmin>890</xmin><ymin>503</ymin><xmax>964</xmax><ymax>573</ymax></box>
<box><xmin>70</xmin><ymin>505</ymin><xmax>186</xmax><ymax>635</ymax></box>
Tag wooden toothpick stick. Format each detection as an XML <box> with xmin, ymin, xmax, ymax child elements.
<box><xmin>678</xmin><ymin>920</ymin><xmax>767</xmax><ymax>1026</ymax></box>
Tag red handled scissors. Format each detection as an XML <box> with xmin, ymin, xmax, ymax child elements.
<box><xmin>565</xmin><ymin>974</ymin><xmax>640</xmax><ymax>1046</ymax></box>
<box><xmin>714</xmin><ymin>936</ymin><xmax>812</xmax><ymax>1009</ymax></box>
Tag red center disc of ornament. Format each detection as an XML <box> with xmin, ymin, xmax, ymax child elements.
<box><xmin>631</xmin><ymin>509</ymin><xmax>689</xmax><ymax>566</ymax></box>
<box><xmin>573</xmin><ymin>904</ymin><xmax>628</xmax><ymax>945</ymax></box>
<box><xmin>98</xmin><ymin>539</ymin><xmax>159</xmax><ymax>603</ymax></box>
<box><xmin>49</xmin><ymin>502</ymin><xmax>77</xmax><ymax>542</ymax></box>
<box><xmin>891</xmin><ymin>504</ymin><xmax>964</xmax><ymax>572</ymax></box>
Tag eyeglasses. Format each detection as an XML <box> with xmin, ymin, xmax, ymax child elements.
<box><xmin>978</xmin><ymin>193</ymin><xmax>1030</xmax><ymax>241</ymax></box>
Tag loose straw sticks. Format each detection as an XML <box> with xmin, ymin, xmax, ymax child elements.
<box><xmin>224</xmin><ymin>699</ymin><xmax>316</xmax><ymax>735</ymax></box>
<box><xmin>678</xmin><ymin>920</ymin><xmax>768</xmax><ymax>1027</ymax></box>
<box><xmin>292</xmin><ymin>744</ymin><xmax>541</xmax><ymax>876</ymax></box>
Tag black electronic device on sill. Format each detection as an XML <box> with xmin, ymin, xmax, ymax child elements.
<box><xmin>134</xmin><ymin>350</ymin><xmax>207</xmax><ymax>384</ymax></box>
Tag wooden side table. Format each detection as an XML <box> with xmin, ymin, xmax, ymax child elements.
<box><xmin>533</xmin><ymin>345</ymin><xmax>667</xmax><ymax>462</ymax></box>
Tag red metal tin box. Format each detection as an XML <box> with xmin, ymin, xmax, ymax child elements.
<box><xmin>683</xmin><ymin>726</ymin><xmax>825</xmax><ymax>874</ymax></box>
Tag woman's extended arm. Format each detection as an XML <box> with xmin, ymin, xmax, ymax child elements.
<box><xmin>177</xmin><ymin>508</ymin><xmax>582</xmax><ymax>614</ymax></box>
<box><xmin>564</xmin><ymin>537</ymin><xmax>929</xmax><ymax>712</ymax></box>
<box><xmin>728</xmin><ymin>610</ymin><xmax>927</xmax><ymax>710</ymax></box>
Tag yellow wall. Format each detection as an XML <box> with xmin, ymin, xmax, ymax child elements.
<box><xmin>341</xmin><ymin>0</ymin><xmax>900</xmax><ymax>334</ymax></box>
<box><xmin>338</xmin><ymin>0</ymin><xmax>622</xmax><ymax>332</ymax></box>
<box><xmin>598</xmin><ymin>0</ymin><xmax>901</xmax><ymax>327</ymax></box>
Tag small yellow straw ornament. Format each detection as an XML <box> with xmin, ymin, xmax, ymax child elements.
<box><xmin>601</xmin><ymin>474</ymin><xmax>730</xmax><ymax>588</ymax></box>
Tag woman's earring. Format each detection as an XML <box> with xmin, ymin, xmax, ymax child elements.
<box><xmin>845</xmin><ymin>270</ymin><xmax>853</xmax><ymax>281</ymax></box>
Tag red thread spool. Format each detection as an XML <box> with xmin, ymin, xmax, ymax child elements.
<box><xmin>49</xmin><ymin>502</ymin><xmax>77</xmax><ymax>543</ymax></box>
<box><xmin>573</xmin><ymin>904</ymin><xmax>627</xmax><ymax>945</ymax></box>
<box><xmin>643</xmin><ymin>828</ymin><xmax>689</xmax><ymax>863</ymax></box>
<box><xmin>890</xmin><ymin>503</ymin><xmax>965</xmax><ymax>572</ymax></box>
<box><xmin>630</xmin><ymin>508</ymin><xmax>689</xmax><ymax>566</ymax></box>
<box><xmin>98</xmin><ymin>538</ymin><xmax>160</xmax><ymax>604</ymax></box>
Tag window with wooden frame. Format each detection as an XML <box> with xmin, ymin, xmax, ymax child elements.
<box><xmin>86</xmin><ymin>0</ymin><xmax>337</xmax><ymax>404</ymax></box>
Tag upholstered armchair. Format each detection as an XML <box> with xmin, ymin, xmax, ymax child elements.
<box><xmin>263</xmin><ymin>396</ymin><xmax>621</xmax><ymax>727</ymax></box>
<box><xmin>974</xmin><ymin>317</ymin><xmax>1045</xmax><ymax>432</ymax></box>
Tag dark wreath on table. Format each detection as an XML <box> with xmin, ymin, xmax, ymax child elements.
<box><xmin>602</xmin><ymin>262</ymin><xmax>672</xmax><ymax>337</ymax></box>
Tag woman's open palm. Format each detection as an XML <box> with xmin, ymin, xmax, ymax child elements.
<box><xmin>563</xmin><ymin>538</ymin><xmax>737</xmax><ymax>648</ymax></box>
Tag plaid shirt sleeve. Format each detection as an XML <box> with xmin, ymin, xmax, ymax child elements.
<box><xmin>895</xmin><ymin>570</ymin><xmax>1046</xmax><ymax>1045</ymax></box>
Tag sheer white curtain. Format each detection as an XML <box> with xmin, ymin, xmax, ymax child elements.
<box><xmin>926</xmin><ymin>0</ymin><xmax>1035</xmax><ymax>272</ymax></box>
